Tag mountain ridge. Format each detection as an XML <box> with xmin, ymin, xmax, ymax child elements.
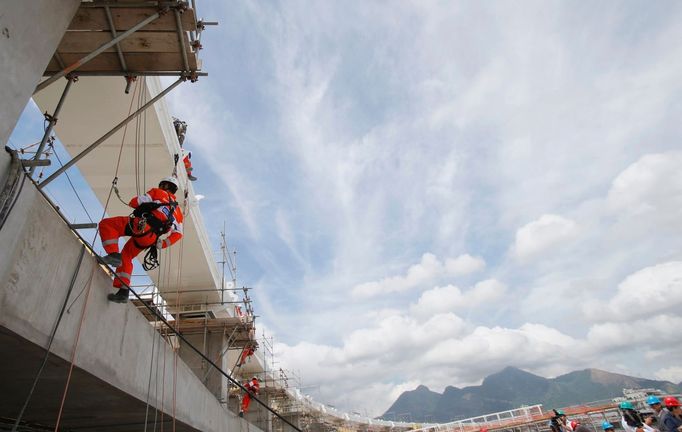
<box><xmin>381</xmin><ymin>367</ymin><xmax>681</xmax><ymax>423</ymax></box>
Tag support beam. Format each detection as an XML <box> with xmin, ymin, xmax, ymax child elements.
<box><xmin>30</xmin><ymin>75</ymin><xmax>76</xmax><ymax>175</ymax></box>
<box><xmin>20</xmin><ymin>159</ymin><xmax>51</xmax><ymax>168</ymax></box>
<box><xmin>33</xmin><ymin>9</ymin><xmax>166</xmax><ymax>94</ymax></box>
<box><xmin>39</xmin><ymin>77</ymin><xmax>185</xmax><ymax>188</ymax></box>
<box><xmin>103</xmin><ymin>6</ymin><xmax>128</xmax><ymax>72</ymax></box>
<box><xmin>42</xmin><ymin>71</ymin><xmax>207</xmax><ymax>77</ymax></box>
<box><xmin>175</xmin><ymin>9</ymin><xmax>191</xmax><ymax>72</ymax></box>
<box><xmin>69</xmin><ymin>223</ymin><xmax>98</xmax><ymax>229</ymax></box>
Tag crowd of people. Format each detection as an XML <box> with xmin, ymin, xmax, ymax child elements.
<box><xmin>547</xmin><ymin>396</ymin><xmax>682</xmax><ymax>432</ymax></box>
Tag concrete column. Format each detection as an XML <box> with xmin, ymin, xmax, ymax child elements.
<box><xmin>0</xmin><ymin>0</ymin><xmax>80</xmax><ymax>174</ymax></box>
<box><xmin>178</xmin><ymin>329</ymin><xmax>230</xmax><ymax>401</ymax></box>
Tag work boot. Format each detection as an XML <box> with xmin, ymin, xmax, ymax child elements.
<box><xmin>238</xmin><ymin>411</ymin><xmax>244</xmax><ymax>418</ymax></box>
<box><xmin>107</xmin><ymin>288</ymin><xmax>129</xmax><ymax>303</ymax></box>
<box><xmin>100</xmin><ymin>252</ymin><xmax>122</xmax><ymax>268</ymax></box>
<box><xmin>188</xmin><ymin>174</ymin><xmax>198</xmax><ymax>181</ymax></box>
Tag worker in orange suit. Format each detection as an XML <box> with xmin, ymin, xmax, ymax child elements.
<box><xmin>236</xmin><ymin>345</ymin><xmax>255</xmax><ymax>367</ymax></box>
<box><xmin>239</xmin><ymin>377</ymin><xmax>260</xmax><ymax>417</ymax></box>
<box><xmin>99</xmin><ymin>177</ymin><xmax>184</xmax><ymax>303</ymax></box>
<box><xmin>183</xmin><ymin>149</ymin><xmax>197</xmax><ymax>181</ymax></box>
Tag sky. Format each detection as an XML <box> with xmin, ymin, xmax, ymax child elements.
<box><xmin>10</xmin><ymin>0</ymin><xmax>682</xmax><ymax>420</ymax></box>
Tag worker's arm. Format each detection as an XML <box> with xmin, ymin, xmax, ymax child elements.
<box><xmin>156</xmin><ymin>212</ymin><xmax>183</xmax><ymax>249</ymax></box>
<box><xmin>129</xmin><ymin>192</ymin><xmax>154</xmax><ymax>208</ymax></box>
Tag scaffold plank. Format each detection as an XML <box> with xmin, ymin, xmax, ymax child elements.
<box><xmin>44</xmin><ymin>51</ymin><xmax>198</xmax><ymax>73</ymax></box>
<box><xmin>69</xmin><ymin>7</ymin><xmax>197</xmax><ymax>32</ymax></box>
<box><xmin>58</xmin><ymin>31</ymin><xmax>191</xmax><ymax>54</ymax></box>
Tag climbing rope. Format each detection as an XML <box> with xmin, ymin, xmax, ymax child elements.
<box><xmin>10</xmin><ymin>246</ymin><xmax>86</xmax><ymax>432</ymax></box>
<box><xmin>52</xmin><ymin>79</ymin><xmax>142</xmax><ymax>427</ymax></box>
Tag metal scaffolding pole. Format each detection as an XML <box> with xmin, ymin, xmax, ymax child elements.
<box><xmin>103</xmin><ymin>6</ymin><xmax>128</xmax><ymax>72</ymax></box>
<box><xmin>175</xmin><ymin>9</ymin><xmax>191</xmax><ymax>72</ymax></box>
<box><xmin>33</xmin><ymin>9</ymin><xmax>166</xmax><ymax>94</ymax></box>
<box><xmin>39</xmin><ymin>77</ymin><xmax>185</xmax><ymax>188</ymax></box>
<box><xmin>30</xmin><ymin>75</ymin><xmax>76</xmax><ymax>175</ymax></box>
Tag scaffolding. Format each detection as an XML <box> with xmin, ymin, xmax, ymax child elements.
<box><xmin>32</xmin><ymin>0</ymin><xmax>209</xmax><ymax>187</ymax></box>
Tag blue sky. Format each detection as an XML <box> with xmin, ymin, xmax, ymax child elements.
<box><xmin>11</xmin><ymin>0</ymin><xmax>682</xmax><ymax>418</ymax></box>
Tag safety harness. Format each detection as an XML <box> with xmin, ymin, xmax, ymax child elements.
<box><xmin>127</xmin><ymin>199</ymin><xmax>179</xmax><ymax>271</ymax></box>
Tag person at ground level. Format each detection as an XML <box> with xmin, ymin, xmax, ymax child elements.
<box><xmin>550</xmin><ymin>409</ymin><xmax>569</xmax><ymax>432</ymax></box>
<box><xmin>99</xmin><ymin>177</ymin><xmax>184</xmax><ymax>303</ymax></box>
<box><xmin>643</xmin><ymin>412</ymin><xmax>661</xmax><ymax>432</ymax></box>
<box><xmin>239</xmin><ymin>377</ymin><xmax>260</xmax><ymax>417</ymax></box>
<box><xmin>660</xmin><ymin>397</ymin><xmax>682</xmax><ymax>432</ymax></box>
<box><xmin>620</xmin><ymin>401</ymin><xmax>657</xmax><ymax>432</ymax></box>
<box><xmin>572</xmin><ymin>421</ymin><xmax>592</xmax><ymax>432</ymax></box>
<box><xmin>649</xmin><ymin>396</ymin><xmax>666</xmax><ymax>420</ymax></box>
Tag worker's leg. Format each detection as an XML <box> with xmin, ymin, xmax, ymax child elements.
<box><xmin>98</xmin><ymin>216</ymin><xmax>129</xmax><ymax>267</ymax></box>
<box><xmin>240</xmin><ymin>394</ymin><xmax>251</xmax><ymax>414</ymax></box>
<box><xmin>112</xmin><ymin>239</ymin><xmax>144</xmax><ymax>288</ymax></box>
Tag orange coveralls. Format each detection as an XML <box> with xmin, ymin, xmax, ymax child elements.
<box><xmin>240</xmin><ymin>379</ymin><xmax>260</xmax><ymax>414</ymax></box>
<box><xmin>237</xmin><ymin>346</ymin><xmax>255</xmax><ymax>367</ymax></box>
<box><xmin>99</xmin><ymin>188</ymin><xmax>183</xmax><ymax>288</ymax></box>
<box><xmin>183</xmin><ymin>150</ymin><xmax>194</xmax><ymax>177</ymax></box>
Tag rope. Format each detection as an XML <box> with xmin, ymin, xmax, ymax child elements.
<box><xmin>52</xmin><ymin>79</ymin><xmax>141</xmax><ymax>427</ymax></box>
<box><xmin>144</xmin><ymin>294</ymin><xmax>160</xmax><ymax>432</ymax></box>
<box><xmin>53</xmin><ymin>264</ymin><xmax>96</xmax><ymax>431</ymax></box>
<box><xmin>10</xmin><ymin>246</ymin><xmax>86</xmax><ymax>432</ymax></box>
<box><xmin>64</xmin><ymin>80</ymin><xmax>140</xmax><ymax>313</ymax></box>
<box><xmin>51</xmin><ymin>143</ymin><xmax>94</xmax><ymax>223</ymax></box>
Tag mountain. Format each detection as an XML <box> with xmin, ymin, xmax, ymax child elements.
<box><xmin>381</xmin><ymin>367</ymin><xmax>682</xmax><ymax>423</ymax></box>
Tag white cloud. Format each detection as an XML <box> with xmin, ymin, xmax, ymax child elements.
<box><xmin>586</xmin><ymin>315</ymin><xmax>682</xmax><ymax>350</ymax></box>
<box><xmin>584</xmin><ymin>261</ymin><xmax>682</xmax><ymax>322</ymax></box>
<box><xmin>608</xmin><ymin>152</ymin><xmax>682</xmax><ymax>213</ymax></box>
<box><xmin>445</xmin><ymin>254</ymin><xmax>486</xmax><ymax>275</ymax></box>
<box><xmin>512</xmin><ymin>214</ymin><xmax>579</xmax><ymax>261</ymax></box>
<box><xmin>411</xmin><ymin>279</ymin><xmax>506</xmax><ymax>318</ymax></box>
<box><xmin>654</xmin><ymin>366</ymin><xmax>682</xmax><ymax>384</ymax></box>
<box><xmin>351</xmin><ymin>253</ymin><xmax>486</xmax><ymax>299</ymax></box>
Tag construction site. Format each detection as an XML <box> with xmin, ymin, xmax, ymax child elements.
<box><xmin>0</xmin><ymin>2</ymin><xmax>678</xmax><ymax>432</ymax></box>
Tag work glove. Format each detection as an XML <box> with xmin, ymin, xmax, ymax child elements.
<box><xmin>156</xmin><ymin>238</ymin><xmax>164</xmax><ymax>249</ymax></box>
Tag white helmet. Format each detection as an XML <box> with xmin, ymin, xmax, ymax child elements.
<box><xmin>159</xmin><ymin>176</ymin><xmax>179</xmax><ymax>190</ymax></box>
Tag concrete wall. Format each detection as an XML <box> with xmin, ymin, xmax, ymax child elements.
<box><xmin>0</xmin><ymin>179</ymin><xmax>264</xmax><ymax>432</ymax></box>
<box><xmin>0</xmin><ymin>0</ymin><xmax>79</xmax><ymax>150</ymax></box>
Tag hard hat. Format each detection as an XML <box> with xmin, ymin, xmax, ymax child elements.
<box><xmin>571</xmin><ymin>421</ymin><xmax>579</xmax><ymax>429</ymax></box>
<box><xmin>554</xmin><ymin>409</ymin><xmax>565</xmax><ymax>416</ymax></box>
<box><xmin>159</xmin><ymin>176</ymin><xmax>179</xmax><ymax>192</ymax></box>
<box><xmin>647</xmin><ymin>396</ymin><xmax>662</xmax><ymax>405</ymax></box>
<box><xmin>602</xmin><ymin>421</ymin><xmax>614</xmax><ymax>430</ymax></box>
<box><xmin>252</xmin><ymin>376</ymin><xmax>259</xmax><ymax>381</ymax></box>
<box><xmin>664</xmin><ymin>396</ymin><xmax>681</xmax><ymax>407</ymax></box>
<box><xmin>619</xmin><ymin>401</ymin><xmax>634</xmax><ymax>410</ymax></box>
<box><xmin>480</xmin><ymin>428</ymin><xmax>488</xmax><ymax>432</ymax></box>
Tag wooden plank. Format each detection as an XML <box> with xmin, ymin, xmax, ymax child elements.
<box><xmin>58</xmin><ymin>31</ymin><xmax>184</xmax><ymax>54</ymax></box>
<box><xmin>45</xmin><ymin>51</ymin><xmax>198</xmax><ymax>73</ymax></box>
<box><xmin>69</xmin><ymin>7</ymin><xmax>196</xmax><ymax>32</ymax></box>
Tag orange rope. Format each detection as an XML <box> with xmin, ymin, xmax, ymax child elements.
<box><xmin>53</xmin><ymin>265</ymin><xmax>95</xmax><ymax>431</ymax></box>
<box><xmin>53</xmin><ymin>80</ymin><xmax>141</xmax><ymax>429</ymax></box>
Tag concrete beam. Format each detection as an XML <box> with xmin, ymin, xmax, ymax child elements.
<box><xmin>0</xmin><ymin>0</ymin><xmax>80</xmax><ymax>153</ymax></box>
<box><xmin>0</xmin><ymin>182</ymin><xmax>265</xmax><ymax>431</ymax></box>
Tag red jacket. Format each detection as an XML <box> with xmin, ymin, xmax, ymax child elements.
<box><xmin>129</xmin><ymin>187</ymin><xmax>184</xmax><ymax>247</ymax></box>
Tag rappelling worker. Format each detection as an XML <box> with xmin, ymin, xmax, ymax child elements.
<box><xmin>239</xmin><ymin>376</ymin><xmax>260</xmax><ymax>417</ymax></box>
<box><xmin>98</xmin><ymin>177</ymin><xmax>184</xmax><ymax>303</ymax></box>
<box><xmin>236</xmin><ymin>345</ymin><xmax>255</xmax><ymax>367</ymax></box>
<box><xmin>183</xmin><ymin>149</ymin><xmax>197</xmax><ymax>181</ymax></box>
<box><xmin>172</xmin><ymin>117</ymin><xmax>197</xmax><ymax>181</ymax></box>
